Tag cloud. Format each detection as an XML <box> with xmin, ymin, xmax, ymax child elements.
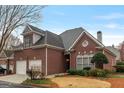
<box><xmin>103</xmin><ymin>35</ymin><xmax>124</xmax><ymax>46</ymax></box>
<box><xmin>89</xmin><ymin>31</ymin><xmax>123</xmax><ymax>46</ymax></box>
<box><xmin>104</xmin><ymin>23</ymin><xmax>118</xmax><ymax>29</ymax></box>
<box><xmin>103</xmin><ymin>23</ymin><xmax>124</xmax><ymax>29</ymax></box>
<box><xmin>53</xmin><ymin>11</ymin><xmax>65</xmax><ymax>16</ymax></box>
<box><xmin>94</xmin><ymin>13</ymin><xmax>124</xmax><ymax>20</ymax></box>
<box><xmin>103</xmin><ymin>35</ymin><xmax>124</xmax><ymax>39</ymax></box>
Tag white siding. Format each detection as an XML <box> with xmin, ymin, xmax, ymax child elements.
<box><xmin>33</xmin><ymin>33</ymin><xmax>41</xmax><ymax>44</ymax></box>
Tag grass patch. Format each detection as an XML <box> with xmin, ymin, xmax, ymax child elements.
<box><xmin>107</xmin><ymin>73</ymin><xmax>124</xmax><ymax>78</ymax></box>
<box><xmin>110</xmin><ymin>75</ymin><xmax>124</xmax><ymax>78</ymax></box>
<box><xmin>22</xmin><ymin>79</ymin><xmax>54</xmax><ymax>85</ymax></box>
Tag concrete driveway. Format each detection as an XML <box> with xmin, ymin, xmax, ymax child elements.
<box><xmin>0</xmin><ymin>81</ymin><xmax>33</xmax><ymax>88</ymax></box>
<box><xmin>0</xmin><ymin>74</ymin><xmax>29</xmax><ymax>84</ymax></box>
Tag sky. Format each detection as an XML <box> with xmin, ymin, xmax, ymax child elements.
<box><xmin>32</xmin><ymin>5</ymin><xmax>124</xmax><ymax>46</ymax></box>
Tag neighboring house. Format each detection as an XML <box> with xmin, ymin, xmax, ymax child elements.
<box><xmin>13</xmin><ymin>24</ymin><xmax>116</xmax><ymax>75</ymax></box>
<box><xmin>0</xmin><ymin>50</ymin><xmax>14</xmax><ymax>73</ymax></box>
<box><xmin>119</xmin><ymin>41</ymin><xmax>124</xmax><ymax>61</ymax></box>
<box><xmin>106</xmin><ymin>46</ymin><xmax>120</xmax><ymax>62</ymax></box>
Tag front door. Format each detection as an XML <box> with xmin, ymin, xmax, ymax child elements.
<box><xmin>65</xmin><ymin>54</ymin><xmax>70</xmax><ymax>71</ymax></box>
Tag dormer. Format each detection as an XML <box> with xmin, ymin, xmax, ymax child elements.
<box><xmin>22</xmin><ymin>24</ymin><xmax>44</xmax><ymax>48</ymax></box>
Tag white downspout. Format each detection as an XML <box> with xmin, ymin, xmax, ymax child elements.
<box><xmin>45</xmin><ymin>47</ymin><xmax>48</xmax><ymax>76</ymax></box>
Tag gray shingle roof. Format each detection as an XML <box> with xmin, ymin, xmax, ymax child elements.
<box><xmin>35</xmin><ymin>31</ymin><xmax>64</xmax><ymax>48</ymax></box>
<box><xmin>60</xmin><ymin>27</ymin><xmax>85</xmax><ymax>50</ymax></box>
<box><xmin>106</xmin><ymin>46</ymin><xmax>120</xmax><ymax>60</ymax></box>
<box><xmin>22</xmin><ymin>24</ymin><xmax>44</xmax><ymax>35</ymax></box>
<box><xmin>46</xmin><ymin>31</ymin><xmax>64</xmax><ymax>48</ymax></box>
<box><xmin>22</xmin><ymin>24</ymin><xmax>64</xmax><ymax>48</ymax></box>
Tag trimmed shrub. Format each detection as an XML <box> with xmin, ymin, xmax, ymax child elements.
<box><xmin>89</xmin><ymin>69</ymin><xmax>108</xmax><ymax>77</ymax></box>
<box><xmin>83</xmin><ymin>67</ymin><xmax>91</xmax><ymax>71</ymax></box>
<box><xmin>76</xmin><ymin>70</ymin><xmax>85</xmax><ymax>76</ymax></box>
<box><xmin>104</xmin><ymin>69</ymin><xmax>111</xmax><ymax>74</ymax></box>
<box><xmin>67</xmin><ymin>69</ymin><xmax>109</xmax><ymax>77</ymax></box>
<box><xmin>67</xmin><ymin>69</ymin><xmax>78</xmax><ymax>75</ymax></box>
<box><xmin>114</xmin><ymin>65</ymin><xmax>124</xmax><ymax>72</ymax></box>
<box><xmin>67</xmin><ymin>69</ymin><xmax>89</xmax><ymax>76</ymax></box>
<box><xmin>114</xmin><ymin>61</ymin><xmax>124</xmax><ymax>72</ymax></box>
<box><xmin>91</xmin><ymin>52</ymin><xmax>109</xmax><ymax>64</ymax></box>
<box><xmin>83</xmin><ymin>70</ymin><xmax>89</xmax><ymax>76</ymax></box>
<box><xmin>116</xmin><ymin>62</ymin><xmax>124</xmax><ymax>65</ymax></box>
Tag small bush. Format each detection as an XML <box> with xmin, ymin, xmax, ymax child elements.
<box><xmin>83</xmin><ymin>67</ymin><xmax>91</xmax><ymax>71</ymax></box>
<box><xmin>116</xmin><ymin>62</ymin><xmax>124</xmax><ymax>65</ymax></box>
<box><xmin>67</xmin><ymin>69</ymin><xmax>109</xmax><ymax>77</ymax></box>
<box><xmin>67</xmin><ymin>69</ymin><xmax>89</xmax><ymax>76</ymax></box>
<box><xmin>27</xmin><ymin>69</ymin><xmax>44</xmax><ymax>80</ymax></box>
<box><xmin>89</xmin><ymin>69</ymin><xmax>108</xmax><ymax>77</ymax></box>
<box><xmin>104</xmin><ymin>69</ymin><xmax>111</xmax><ymax>74</ymax></box>
<box><xmin>114</xmin><ymin>65</ymin><xmax>124</xmax><ymax>72</ymax></box>
<box><xmin>76</xmin><ymin>70</ymin><xmax>85</xmax><ymax>76</ymax></box>
<box><xmin>83</xmin><ymin>70</ymin><xmax>89</xmax><ymax>76</ymax></box>
<box><xmin>114</xmin><ymin>61</ymin><xmax>124</xmax><ymax>72</ymax></box>
<box><xmin>67</xmin><ymin>69</ymin><xmax>78</xmax><ymax>75</ymax></box>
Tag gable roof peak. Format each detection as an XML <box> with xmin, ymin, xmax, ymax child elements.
<box><xmin>22</xmin><ymin>24</ymin><xmax>45</xmax><ymax>36</ymax></box>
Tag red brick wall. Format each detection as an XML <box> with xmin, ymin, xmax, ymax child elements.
<box><xmin>70</xmin><ymin>33</ymin><xmax>100</xmax><ymax>69</ymax></box>
<box><xmin>0</xmin><ymin>60</ymin><xmax>6</xmax><ymax>64</ymax></box>
<box><xmin>104</xmin><ymin>50</ymin><xmax>116</xmax><ymax>71</ymax></box>
<box><xmin>70</xmin><ymin>33</ymin><xmax>115</xmax><ymax>71</ymax></box>
<box><xmin>0</xmin><ymin>59</ymin><xmax>14</xmax><ymax>65</ymax></box>
<box><xmin>120</xmin><ymin>44</ymin><xmax>124</xmax><ymax>61</ymax></box>
<box><xmin>14</xmin><ymin>48</ymin><xmax>46</xmax><ymax>75</ymax></box>
<box><xmin>47</xmin><ymin>48</ymin><xmax>65</xmax><ymax>75</ymax></box>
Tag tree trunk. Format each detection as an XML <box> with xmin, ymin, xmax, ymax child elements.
<box><xmin>95</xmin><ymin>62</ymin><xmax>103</xmax><ymax>69</ymax></box>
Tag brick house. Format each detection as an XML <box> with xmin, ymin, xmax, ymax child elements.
<box><xmin>118</xmin><ymin>41</ymin><xmax>124</xmax><ymax>61</ymax></box>
<box><xmin>0</xmin><ymin>50</ymin><xmax>14</xmax><ymax>73</ymax></box>
<box><xmin>7</xmin><ymin>24</ymin><xmax>116</xmax><ymax>75</ymax></box>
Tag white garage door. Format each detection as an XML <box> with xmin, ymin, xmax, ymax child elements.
<box><xmin>0</xmin><ymin>64</ymin><xmax>6</xmax><ymax>69</ymax></box>
<box><xmin>16</xmin><ymin>60</ymin><xmax>26</xmax><ymax>75</ymax></box>
<box><xmin>29</xmin><ymin>60</ymin><xmax>42</xmax><ymax>71</ymax></box>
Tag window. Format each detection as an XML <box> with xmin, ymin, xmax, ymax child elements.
<box><xmin>83</xmin><ymin>57</ymin><xmax>89</xmax><ymax>67</ymax></box>
<box><xmin>89</xmin><ymin>57</ymin><xmax>94</xmax><ymax>69</ymax></box>
<box><xmin>76</xmin><ymin>57</ymin><xmax>83</xmax><ymax>70</ymax></box>
<box><xmin>24</xmin><ymin>36</ymin><xmax>32</xmax><ymax>48</ymax></box>
<box><xmin>76</xmin><ymin>55</ymin><xmax>94</xmax><ymax>70</ymax></box>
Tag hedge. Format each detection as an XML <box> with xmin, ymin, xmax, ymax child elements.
<box><xmin>67</xmin><ymin>69</ymin><xmax>110</xmax><ymax>77</ymax></box>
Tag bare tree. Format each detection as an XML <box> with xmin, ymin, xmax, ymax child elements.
<box><xmin>4</xmin><ymin>34</ymin><xmax>22</xmax><ymax>50</ymax></box>
<box><xmin>0</xmin><ymin>5</ymin><xmax>45</xmax><ymax>53</ymax></box>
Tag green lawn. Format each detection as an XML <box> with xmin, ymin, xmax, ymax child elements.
<box><xmin>22</xmin><ymin>79</ymin><xmax>54</xmax><ymax>85</ymax></box>
<box><xmin>108</xmin><ymin>73</ymin><xmax>124</xmax><ymax>78</ymax></box>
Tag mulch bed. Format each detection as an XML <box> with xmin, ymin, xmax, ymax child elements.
<box><xmin>104</xmin><ymin>78</ymin><xmax>124</xmax><ymax>88</ymax></box>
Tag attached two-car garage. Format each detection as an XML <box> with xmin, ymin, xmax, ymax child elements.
<box><xmin>16</xmin><ymin>60</ymin><xmax>42</xmax><ymax>75</ymax></box>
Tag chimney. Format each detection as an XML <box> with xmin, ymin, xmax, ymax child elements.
<box><xmin>97</xmin><ymin>31</ymin><xmax>102</xmax><ymax>43</ymax></box>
